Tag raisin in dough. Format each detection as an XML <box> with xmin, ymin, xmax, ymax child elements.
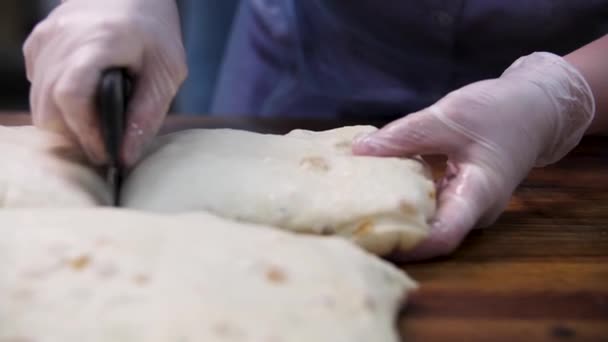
<box><xmin>122</xmin><ymin>126</ymin><xmax>437</xmax><ymax>256</ymax></box>
<box><xmin>0</xmin><ymin>126</ymin><xmax>110</xmax><ymax>207</ymax></box>
<box><xmin>0</xmin><ymin>209</ymin><xmax>415</xmax><ymax>342</ymax></box>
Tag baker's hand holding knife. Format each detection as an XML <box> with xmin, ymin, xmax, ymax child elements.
<box><xmin>23</xmin><ymin>0</ymin><xmax>188</xmax><ymax>168</ymax></box>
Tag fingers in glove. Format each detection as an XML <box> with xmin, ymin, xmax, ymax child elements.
<box><xmin>121</xmin><ymin>51</ymin><xmax>187</xmax><ymax>167</ymax></box>
<box><xmin>29</xmin><ymin>38</ymin><xmax>75</xmax><ymax>140</ymax></box>
<box><xmin>398</xmin><ymin>164</ymin><xmax>498</xmax><ymax>261</ymax></box>
<box><xmin>53</xmin><ymin>39</ymin><xmax>143</xmax><ymax>165</ymax></box>
<box><xmin>352</xmin><ymin>106</ymin><xmax>469</xmax><ymax>157</ymax></box>
<box><xmin>23</xmin><ymin>19</ymin><xmax>56</xmax><ymax>82</ymax></box>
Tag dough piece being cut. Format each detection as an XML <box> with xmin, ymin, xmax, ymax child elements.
<box><xmin>122</xmin><ymin>126</ymin><xmax>436</xmax><ymax>256</ymax></box>
<box><xmin>0</xmin><ymin>209</ymin><xmax>415</xmax><ymax>342</ymax></box>
<box><xmin>0</xmin><ymin>126</ymin><xmax>110</xmax><ymax>207</ymax></box>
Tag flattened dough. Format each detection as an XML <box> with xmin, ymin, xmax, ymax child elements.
<box><xmin>122</xmin><ymin>126</ymin><xmax>436</xmax><ymax>255</ymax></box>
<box><xmin>0</xmin><ymin>209</ymin><xmax>415</xmax><ymax>342</ymax></box>
<box><xmin>0</xmin><ymin>126</ymin><xmax>110</xmax><ymax>207</ymax></box>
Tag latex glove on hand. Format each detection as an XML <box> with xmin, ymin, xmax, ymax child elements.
<box><xmin>23</xmin><ymin>0</ymin><xmax>187</xmax><ymax>166</ymax></box>
<box><xmin>353</xmin><ymin>52</ymin><xmax>595</xmax><ymax>260</ymax></box>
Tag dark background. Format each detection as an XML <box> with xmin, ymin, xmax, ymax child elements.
<box><xmin>0</xmin><ymin>0</ymin><xmax>40</xmax><ymax>110</ymax></box>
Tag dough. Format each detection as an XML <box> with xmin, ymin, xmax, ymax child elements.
<box><xmin>0</xmin><ymin>125</ymin><xmax>436</xmax><ymax>255</ymax></box>
<box><xmin>122</xmin><ymin>126</ymin><xmax>436</xmax><ymax>256</ymax></box>
<box><xmin>0</xmin><ymin>209</ymin><xmax>415</xmax><ymax>342</ymax></box>
<box><xmin>0</xmin><ymin>126</ymin><xmax>110</xmax><ymax>207</ymax></box>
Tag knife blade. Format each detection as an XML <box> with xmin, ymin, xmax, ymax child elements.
<box><xmin>97</xmin><ymin>69</ymin><xmax>131</xmax><ymax>206</ymax></box>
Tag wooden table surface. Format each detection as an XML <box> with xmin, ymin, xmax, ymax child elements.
<box><xmin>2</xmin><ymin>113</ymin><xmax>608</xmax><ymax>341</ymax></box>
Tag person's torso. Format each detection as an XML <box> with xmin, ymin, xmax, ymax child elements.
<box><xmin>229</xmin><ymin>0</ymin><xmax>608</xmax><ymax>119</ymax></box>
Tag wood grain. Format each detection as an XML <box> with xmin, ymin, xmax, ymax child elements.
<box><xmin>400</xmin><ymin>132</ymin><xmax>608</xmax><ymax>340</ymax></box>
<box><xmin>1</xmin><ymin>113</ymin><xmax>607</xmax><ymax>341</ymax></box>
<box><xmin>400</xmin><ymin>319</ymin><xmax>608</xmax><ymax>342</ymax></box>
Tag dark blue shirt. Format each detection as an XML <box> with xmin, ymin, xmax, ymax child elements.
<box><xmin>212</xmin><ymin>0</ymin><xmax>608</xmax><ymax>119</ymax></box>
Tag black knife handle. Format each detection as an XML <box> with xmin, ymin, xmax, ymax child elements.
<box><xmin>97</xmin><ymin>68</ymin><xmax>132</xmax><ymax>167</ymax></box>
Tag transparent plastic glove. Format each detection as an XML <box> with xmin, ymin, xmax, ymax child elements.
<box><xmin>23</xmin><ymin>0</ymin><xmax>187</xmax><ymax>166</ymax></box>
<box><xmin>353</xmin><ymin>52</ymin><xmax>595</xmax><ymax>260</ymax></box>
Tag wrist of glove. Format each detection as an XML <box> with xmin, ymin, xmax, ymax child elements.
<box><xmin>500</xmin><ymin>52</ymin><xmax>595</xmax><ymax>167</ymax></box>
<box><xmin>352</xmin><ymin>52</ymin><xmax>595</xmax><ymax>259</ymax></box>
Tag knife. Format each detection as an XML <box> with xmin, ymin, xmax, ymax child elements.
<box><xmin>97</xmin><ymin>69</ymin><xmax>131</xmax><ymax>206</ymax></box>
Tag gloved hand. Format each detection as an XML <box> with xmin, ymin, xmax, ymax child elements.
<box><xmin>353</xmin><ymin>52</ymin><xmax>595</xmax><ymax>260</ymax></box>
<box><xmin>23</xmin><ymin>0</ymin><xmax>187</xmax><ymax>166</ymax></box>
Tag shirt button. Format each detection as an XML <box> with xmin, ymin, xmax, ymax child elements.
<box><xmin>434</xmin><ymin>11</ymin><xmax>454</xmax><ymax>27</ymax></box>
